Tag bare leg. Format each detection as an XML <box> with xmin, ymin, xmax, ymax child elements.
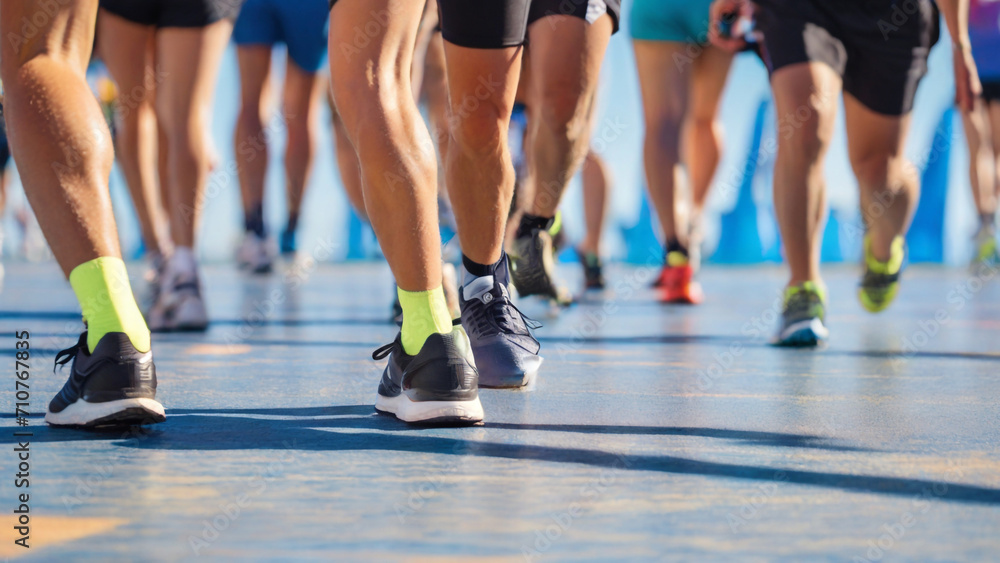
<box><xmin>526</xmin><ymin>15</ymin><xmax>613</xmax><ymax>218</ymax></box>
<box><xmin>685</xmin><ymin>43</ymin><xmax>734</xmax><ymax>248</ymax></box>
<box><xmin>98</xmin><ymin>12</ymin><xmax>169</xmax><ymax>257</ymax></box>
<box><xmin>282</xmin><ymin>57</ymin><xmax>321</xmax><ymax>232</ymax></box>
<box><xmin>1</xmin><ymin>0</ymin><xmax>118</xmax><ymax>275</ymax></box>
<box><xmin>329</xmin><ymin>0</ymin><xmax>441</xmax><ymax>291</ymax></box>
<box><xmin>1</xmin><ymin>0</ymin><xmax>160</xmax><ymax>404</ymax></box>
<box><xmin>156</xmin><ymin>20</ymin><xmax>233</xmax><ymax>249</ymax></box>
<box><xmin>329</xmin><ymin>94</ymin><xmax>367</xmax><ymax>221</ymax></box>
<box><xmin>422</xmin><ymin>32</ymin><xmax>452</xmax><ymax>207</ymax></box>
<box><xmin>988</xmin><ymin>101</ymin><xmax>1000</xmax><ymax>213</ymax></box>
<box><xmin>771</xmin><ymin>63</ymin><xmax>841</xmax><ymax>286</ymax></box>
<box><xmin>962</xmin><ymin>102</ymin><xmax>996</xmax><ymax>220</ymax></box>
<box><xmin>579</xmin><ymin>150</ymin><xmax>610</xmax><ymax>256</ymax></box>
<box><xmin>633</xmin><ymin>40</ymin><xmax>691</xmax><ymax>247</ymax></box>
<box><xmin>234</xmin><ymin>45</ymin><xmax>273</xmax><ymax>230</ymax></box>
<box><xmin>443</xmin><ymin>44</ymin><xmax>522</xmax><ymax>265</ymax></box>
<box><xmin>844</xmin><ymin>94</ymin><xmax>917</xmax><ymax>262</ymax></box>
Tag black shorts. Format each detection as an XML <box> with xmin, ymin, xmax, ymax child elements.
<box><xmin>437</xmin><ymin>0</ymin><xmax>620</xmax><ymax>49</ymax></box>
<box><xmin>982</xmin><ymin>81</ymin><xmax>1000</xmax><ymax>104</ymax></box>
<box><xmin>100</xmin><ymin>0</ymin><xmax>243</xmax><ymax>28</ymax></box>
<box><xmin>754</xmin><ymin>0</ymin><xmax>939</xmax><ymax>116</ymax></box>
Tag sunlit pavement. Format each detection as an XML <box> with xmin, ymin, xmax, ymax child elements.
<box><xmin>2</xmin><ymin>261</ymin><xmax>998</xmax><ymax>561</ymax></box>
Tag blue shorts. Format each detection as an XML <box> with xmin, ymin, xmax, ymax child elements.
<box><xmin>233</xmin><ymin>0</ymin><xmax>329</xmax><ymax>73</ymax></box>
<box><xmin>630</xmin><ymin>0</ymin><xmax>713</xmax><ymax>44</ymax></box>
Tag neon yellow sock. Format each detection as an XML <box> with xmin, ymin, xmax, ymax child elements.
<box><xmin>864</xmin><ymin>235</ymin><xmax>904</xmax><ymax>275</ymax></box>
<box><xmin>398</xmin><ymin>285</ymin><xmax>453</xmax><ymax>356</ymax></box>
<box><xmin>69</xmin><ymin>257</ymin><xmax>150</xmax><ymax>353</ymax></box>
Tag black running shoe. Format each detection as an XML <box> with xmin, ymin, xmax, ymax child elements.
<box><xmin>460</xmin><ymin>258</ymin><xmax>543</xmax><ymax>388</ymax></box>
<box><xmin>578</xmin><ymin>250</ymin><xmax>606</xmax><ymax>290</ymax></box>
<box><xmin>46</xmin><ymin>332</ymin><xmax>165</xmax><ymax>427</ymax></box>
<box><xmin>510</xmin><ymin>228</ymin><xmax>572</xmax><ymax>305</ymax></box>
<box><xmin>372</xmin><ymin>326</ymin><xmax>483</xmax><ymax>425</ymax></box>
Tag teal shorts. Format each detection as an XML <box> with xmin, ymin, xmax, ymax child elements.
<box><xmin>630</xmin><ymin>0</ymin><xmax>714</xmax><ymax>43</ymax></box>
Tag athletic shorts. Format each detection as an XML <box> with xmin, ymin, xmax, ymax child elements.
<box><xmin>754</xmin><ymin>0</ymin><xmax>939</xmax><ymax>116</ymax></box>
<box><xmin>99</xmin><ymin>0</ymin><xmax>243</xmax><ymax>28</ymax></box>
<box><xmin>233</xmin><ymin>0</ymin><xmax>330</xmax><ymax>73</ymax></box>
<box><xmin>436</xmin><ymin>0</ymin><xmax>620</xmax><ymax>49</ymax></box>
<box><xmin>630</xmin><ymin>0</ymin><xmax>713</xmax><ymax>44</ymax></box>
<box><xmin>983</xmin><ymin>81</ymin><xmax>1000</xmax><ymax>103</ymax></box>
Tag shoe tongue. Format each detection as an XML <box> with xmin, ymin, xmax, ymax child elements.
<box><xmin>464</xmin><ymin>275</ymin><xmax>495</xmax><ymax>302</ymax></box>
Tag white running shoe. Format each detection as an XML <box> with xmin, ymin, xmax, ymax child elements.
<box><xmin>237</xmin><ymin>233</ymin><xmax>274</xmax><ymax>274</ymax></box>
<box><xmin>148</xmin><ymin>249</ymin><xmax>209</xmax><ymax>332</ymax></box>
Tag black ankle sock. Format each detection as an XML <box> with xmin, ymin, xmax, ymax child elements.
<box><xmin>515</xmin><ymin>213</ymin><xmax>554</xmax><ymax>239</ymax></box>
<box><xmin>462</xmin><ymin>253</ymin><xmax>503</xmax><ymax>279</ymax></box>
<box><xmin>665</xmin><ymin>239</ymin><xmax>687</xmax><ymax>259</ymax></box>
<box><xmin>244</xmin><ymin>202</ymin><xmax>266</xmax><ymax>237</ymax></box>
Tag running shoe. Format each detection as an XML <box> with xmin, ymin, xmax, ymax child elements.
<box><xmin>510</xmin><ymin>226</ymin><xmax>573</xmax><ymax>305</ymax></box>
<box><xmin>858</xmin><ymin>234</ymin><xmax>904</xmax><ymax>313</ymax></box>
<box><xmin>237</xmin><ymin>232</ymin><xmax>274</xmax><ymax>274</ymax></box>
<box><xmin>46</xmin><ymin>332</ymin><xmax>165</xmax><ymax>427</ymax></box>
<box><xmin>578</xmin><ymin>250</ymin><xmax>606</xmax><ymax>291</ymax></box>
<box><xmin>972</xmin><ymin>227</ymin><xmax>999</xmax><ymax>270</ymax></box>
<box><xmin>148</xmin><ymin>265</ymin><xmax>209</xmax><ymax>332</ymax></box>
<box><xmin>460</xmin><ymin>258</ymin><xmax>543</xmax><ymax>388</ymax></box>
<box><xmin>774</xmin><ymin>281</ymin><xmax>829</xmax><ymax>347</ymax></box>
<box><xmin>659</xmin><ymin>251</ymin><xmax>703</xmax><ymax>304</ymax></box>
<box><xmin>279</xmin><ymin>226</ymin><xmax>297</xmax><ymax>257</ymax></box>
<box><xmin>549</xmin><ymin>210</ymin><xmax>567</xmax><ymax>254</ymax></box>
<box><xmin>372</xmin><ymin>326</ymin><xmax>483</xmax><ymax>425</ymax></box>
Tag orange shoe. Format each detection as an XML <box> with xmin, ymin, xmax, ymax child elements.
<box><xmin>658</xmin><ymin>251</ymin><xmax>704</xmax><ymax>304</ymax></box>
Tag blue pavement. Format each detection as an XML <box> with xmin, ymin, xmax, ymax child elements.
<box><xmin>1</xmin><ymin>261</ymin><xmax>998</xmax><ymax>560</ymax></box>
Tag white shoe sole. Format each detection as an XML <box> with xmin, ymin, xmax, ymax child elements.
<box><xmin>150</xmin><ymin>293</ymin><xmax>209</xmax><ymax>332</ymax></box>
<box><xmin>775</xmin><ymin>318</ymin><xmax>829</xmax><ymax>346</ymax></box>
<box><xmin>45</xmin><ymin>398</ymin><xmax>166</xmax><ymax>427</ymax></box>
<box><xmin>375</xmin><ymin>393</ymin><xmax>484</xmax><ymax>425</ymax></box>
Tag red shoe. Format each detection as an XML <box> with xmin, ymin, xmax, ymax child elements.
<box><xmin>659</xmin><ymin>264</ymin><xmax>704</xmax><ymax>304</ymax></box>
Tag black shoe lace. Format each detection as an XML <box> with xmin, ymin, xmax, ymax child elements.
<box><xmin>372</xmin><ymin>340</ymin><xmax>396</xmax><ymax>361</ymax></box>
<box><xmin>54</xmin><ymin>333</ymin><xmax>87</xmax><ymax>372</ymax></box>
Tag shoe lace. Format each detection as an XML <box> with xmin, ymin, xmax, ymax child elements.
<box><xmin>785</xmin><ymin>288</ymin><xmax>822</xmax><ymax>317</ymax></box>
<box><xmin>54</xmin><ymin>333</ymin><xmax>87</xmax><ymax>372</ymax></box>
<box><xmin>467</xmin><ymin>289</ymin><xmax>541</xmax><ymax>338</ymax></box>
<box><xmin>372</xmin><ymin>340</ymin><xmax>396</xmax><ymax>361</ymax></box>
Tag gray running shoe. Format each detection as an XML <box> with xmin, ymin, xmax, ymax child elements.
<box><xmin>510</xmin><ymin>228</ymin><xmax>572</xmax><ymax>305</ymax></box>
<box><xmin>372</xmin><ymin>326</ymin><xmax>483</xmax><ymax>425</ymax></box>
<box><xmin>774</xmin><ymin>282</ymin><xmax>829</xmax><ymax>347</ymax></box>
<box><xmin>460</xmin><ymin>258</ymin><xmax>543</xmax><ymax>388</ymax></box>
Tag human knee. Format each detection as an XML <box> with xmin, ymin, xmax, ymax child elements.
<box><xmin>449</xmin><ymin>97</ymin><xmax>508</xmax><ymax>156</ymax></box>
<box><xmin>852</xmin><ymin>151</ymin><xmax>910</xmax><ymax>191</ymax></box>
<box><xmin>646</xmin><ymin>115</ymin><xmax>684</xmax><ymax>159</ymax></box>
<box><xmin>535</xmin><ymin>87</ymin><xmax>589</xmax><ymax>143</ymax></box>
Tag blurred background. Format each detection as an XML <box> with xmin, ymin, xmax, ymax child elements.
<box><xmin>0</xmin><ymin>4</ymin><xmax>978</xmax><ymax>268</ymax></box>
